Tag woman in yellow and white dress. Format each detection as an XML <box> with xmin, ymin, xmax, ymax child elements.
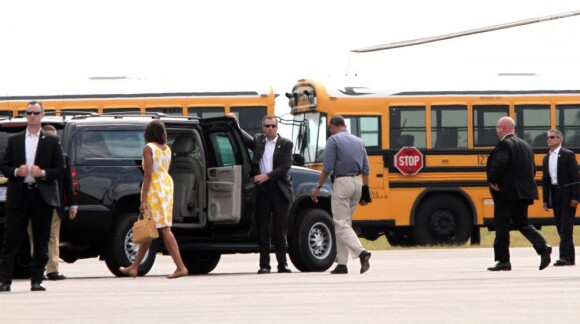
<box><xmin>120</xmin><ymin>120</ymin><xmax>188</xmax><ymax>279</ymax></box>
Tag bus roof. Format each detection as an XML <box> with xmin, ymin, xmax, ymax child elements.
<box><xmin>0</xmin><ymin>77</ymin><xmax>273</xmax><ymax>101</ymax></box>
<box><xmin>303</xmin><ymin>75</ymin><xmax>580</xmax><ymax>98</ymax></box>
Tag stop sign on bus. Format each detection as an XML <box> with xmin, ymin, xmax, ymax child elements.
<box><xmin>394</xmin><ymin>147</ymin><xmax>424</xmax><ymax>175</ymax></box>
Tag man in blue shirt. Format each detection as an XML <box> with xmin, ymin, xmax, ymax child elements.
<box><xmin>311</xmin><ymin>115</ymin><xmax>372</xmax><ymax>274</ymax></box>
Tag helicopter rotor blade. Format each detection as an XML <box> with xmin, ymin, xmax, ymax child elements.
<box><xmin>352</xmin><ymin>10</ymin><xmax>580</xmax><ymax>53</ymax></box>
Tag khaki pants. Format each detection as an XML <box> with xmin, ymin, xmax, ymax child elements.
<box><xmin>331</xmin><ymin>176</ymin><xmax>364</xmax><ymax>265</ymax></box>
<box><xmin>28</xmin><ymin>209</ymin><xmax>60</xmax><ymax>274</ymax></box>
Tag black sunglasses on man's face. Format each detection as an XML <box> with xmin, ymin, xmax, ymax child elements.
<box><xmin>25</xmin><ymin>111</ymin><xmax>42</xmax><ymax>116</ymax></box>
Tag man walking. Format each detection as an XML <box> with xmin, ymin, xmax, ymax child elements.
<box><xmin>311</xmin><ymin>115</ymin><xmax>372</xmax><ymax>274</ymax></box>
<box><xmin>486</xmin><ymin>116</ymin><xmax>552</xmax><ymax>271</ymax></box>
<box><xmin>542</xmin><ymin>129</ymin><xmax>579</xmax><ymax>266</ymax></box>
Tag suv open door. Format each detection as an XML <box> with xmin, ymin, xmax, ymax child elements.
<box><xmin>201</xmin><ymin>117</ymin><xmax>244</xmax><ymax>224</ymax></box>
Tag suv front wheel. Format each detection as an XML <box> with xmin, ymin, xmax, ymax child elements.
<box><xmin>105</xmin><ymin>213</ymin><xmax>157</xmax><ymax>277</ymax></box>
<box><xmin>289</xmin><ymin>208</ymin><xmax>336</xmax><ymax>272</ymax></box>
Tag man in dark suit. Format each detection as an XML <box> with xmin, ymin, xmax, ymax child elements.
<box><xmin>542</xmin><ymin>129</ymin><xmax>579</xmax><ymax>266</ymax></box>
<box><xmin>230</xmin><ymin>114</ymin><xmax>294</xmax><ymax>274</ymax></box>
<box><xmin>486</xmin><ymin>116</ymin><xmax>552</xmax><ymax>271</ymax></box>
<box><xmin>0</xmin><ymin>101</ymin><xmax>65</xmax><ymax>292</ymax></box>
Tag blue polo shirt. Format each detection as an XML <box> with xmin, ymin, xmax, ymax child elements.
<box><xmin>322</xmin><ymin>129</ymin><xmax>370</xmax><ymax>176</ymax></box>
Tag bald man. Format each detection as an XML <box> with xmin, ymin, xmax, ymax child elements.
<box><xmin>486</xmin><ymin>116</ymin><xmax>552</xmax><ymax>271</ymax></box>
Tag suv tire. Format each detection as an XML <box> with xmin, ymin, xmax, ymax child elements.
<box><xmin>181</xmin><ymin>252</ymin><xmax>221</xmax><ymax>274</ymax></box>
<box><xmin>289</xmin><ymin>208</ymin><xmax>336</xmax><ymax>272</ymax></box>
<box><xmin>105</xmin><ymin>213</ymin><xmax>157</xmax><ymax>277</ymax></box>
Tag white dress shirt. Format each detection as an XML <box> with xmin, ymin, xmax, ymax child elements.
<box><xmin>24</xmin><ymin>128</ymin><xmax>41</xmax><ymax>183</ymax></box>
<box><xmin>549</xmin><ymin>146</ymin><xmax>561</xmax><ymax>185</ymax></box>
<box><xmin>259</xmin><ymin>135</ymin><xmax>278</xmax><ymax>174</ymax></box>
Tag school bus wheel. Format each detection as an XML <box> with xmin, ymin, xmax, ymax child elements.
<box><xmin>413</xmin><ymin>195</ymin><xmax>472</xmax><ymax>246</ymax></box>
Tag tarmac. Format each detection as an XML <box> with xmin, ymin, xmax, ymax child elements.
<box><xmin>1</xmin><ymin>247</ymin><xmax>579</xmax><ymax>323</ymax></box>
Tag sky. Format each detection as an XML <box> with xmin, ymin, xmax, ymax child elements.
<box><xmin>1</xmin><ymin>0</ymin><xmax>579</xmax><ymax>119</ymax></box>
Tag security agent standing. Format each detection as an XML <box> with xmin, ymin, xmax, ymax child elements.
<box><xmin>486</xmin><ymin>116</ymin><xmax>551</xmax><ymax>271</ymax></box>
<box><xmin>311</xmin><ymin>115</ymin><xmax>372</xmax><ymax>274</ymax></box>
<box><xmin>0</xmin><ymin>101</ymin><xmax>65</xmax><ymax>292</ymax></box>
<box><xmin>542</xmin><ymin>129</ymin><xmax>579</xmax><ymax>266</ymax></box>
<box><xmin>29</xmin><ymin>125</ymin><xmax>78</xmax><ymax>280</ymax></box>
<box><xmin>229</xmin><ymin>113</ymin><xmax>294</xmax><ymax>274</ymax></box>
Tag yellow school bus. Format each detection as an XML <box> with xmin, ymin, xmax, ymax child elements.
<box><xmin>286</xmin><ymin>78</ymin><xmax>580</xmax><ymax>246</ymax></box>
<box><xmin>0</xmin><ymin>77</ymin><xmax>275</xmax><ymax>135</ymax></box>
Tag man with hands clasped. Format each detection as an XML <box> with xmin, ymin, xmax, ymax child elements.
<box><xmin>542</xmin><ymin>129</ymin><xmax>580</xmax><ymax>266</ymax></box>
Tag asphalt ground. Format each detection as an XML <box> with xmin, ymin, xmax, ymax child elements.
<box><xmin>1</xmin><ymin>247</ymin><xmax>579</xmax><ymax>323</ymax></box>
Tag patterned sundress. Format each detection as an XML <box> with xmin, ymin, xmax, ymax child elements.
<box><xmin>143</xmin><ymin>143</ymin><xmax>174</xmax><ymax>228</ymax></box>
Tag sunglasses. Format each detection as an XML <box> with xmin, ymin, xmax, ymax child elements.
<box><xmin>263</xmin><ymin>124</ymin><xmax>277</xmax><ymax>128</ymax></box>
<box><xmin>25</xmin><ymin>111</ymin><xmax>42</xmax><ymax>116</ymax></box>
<box><xmin>547</xmin><ymin>135</ymin><xmax>560</xmax><ymax>140</ymax></box>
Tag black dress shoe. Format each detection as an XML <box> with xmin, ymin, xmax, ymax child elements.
<box><xmin>31</xmin><ymin>283</ymin><xmax>47</xmax><ymax>291</ymax></box>
<box><xmin>46</xmin><ymin>272</ymin><xmax>66</xmax><ymax>281</ymax></box>
<box><xmin>277</xmin><ymin>266</ymin><xmax>292</xmax><ymax>273</ymax></box>
<box><xmin>0</xmin><ymin>283</ymin><xmax>10</xmax><ymax>292</ymax></box>
<box><xmin>487</xmin><ymin>261</ymin><xmax>512</xmax><ymax>271</ymax></box>
<box><xmin>553</xmin><ymin>259</ymin><xmax>571</xmax><ymax>266</ymax></box>
<box><xmin>257</xmin><ymin>267</ymin><xmax>271</xmax><ymax>274</ymax></box>
<box><xmin>359</xmin><ymin>250</ymin><xmax>371</xmax><ymax>274</ymax></box>
<box><xmin>539</xmin><ymin>245</ymin><xmax>552</xmax><ymax>270</ymax></box>
<box><xmin>330</xmin><ymin>265</ymin><xmax>348</xmax><ymax>274</ymax></box>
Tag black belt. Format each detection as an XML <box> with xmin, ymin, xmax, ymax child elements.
<box><xmin>335</xmin><ymin>174</ymin><xmax>358</xmax><ymax>178</ymax></box>
<box><xmin>25</xmin><ymin>183</ymin><xmax>38</xmax><ymax>190</ymax></box>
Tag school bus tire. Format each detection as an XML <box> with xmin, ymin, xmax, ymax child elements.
<box><xmin>413</xmin><ymin>195</ymin><xmax>472</xmax><ymax>246</ymax></box>
<box><xmin>288</xmin><ymin>208</ymin><xmax>336</xmax><ymax>272</ymax></box>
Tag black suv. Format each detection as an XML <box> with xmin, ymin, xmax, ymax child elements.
<box><xmin>0</xmin><ymin>114</ymin><xmax>335</xmax><ymax>277</ymax></box>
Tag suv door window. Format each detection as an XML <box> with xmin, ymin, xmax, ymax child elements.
<box><xmin>208</xmin><ymin>132</ymin><xmax>236</xmax><ymax>167</ymax></box>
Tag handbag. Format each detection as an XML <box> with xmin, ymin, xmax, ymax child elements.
<box><xmin>132</xmin><ymin>212</ymin><xmax>159</xmax><ymax>244</ymax></box>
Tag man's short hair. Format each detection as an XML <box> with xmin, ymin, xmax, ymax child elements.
<box><xmin>329</xmin><ymin>115</ymin><xmax>345</xmax><ymax>127</ymax></box>
<box><xmin>27</xmin><ymin>100</ymin><xmax>44</xmax><ymax>112</ymax></box>
<box><xmin>262</xmin><ymin>115</ymin><xmax>277</xmax><ymax>125</ymax></box>
<box><xmin>42</xmin><ymin>124</ymin><xmax>57</xmax><ymax>132</ymax></box>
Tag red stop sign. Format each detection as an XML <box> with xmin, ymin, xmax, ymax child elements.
<box><xmin>394</xmin><ymin>147</ymin><xmax>424</xmax><ymax>175</ymax></box>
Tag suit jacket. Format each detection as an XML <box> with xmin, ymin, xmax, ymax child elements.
<box><xmin>243</xmin><ymin>132</ymin><xmax>294</xmax><ymax>203</ymax></box>
<box><xmin>0</xmin><ymin>130</ymin><xmax>65</xmax><ymax>209</ymax></box>
<box><xmin>486</xmin><ymin>134</ymin><xmax>538</xmax><ymax>202</ymax></box>
<box><xmin>542</xmin><ymin>147</ymin><xmax>580</xmax><ymax>208</ymax></box>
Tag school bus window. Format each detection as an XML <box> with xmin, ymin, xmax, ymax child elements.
<box><xmin>187</xmin><ymin>107</ymin><xmax>225</xmax><ymax>118</ymax></box>
<box><xmin>61</xmin><ymin>108</ymin><xmax>98</xmax><ymax>114</ymax></box>
<box><xmin>102</xmin><ymin>107</ymin><xmax>140</xmax><ymax>114</ymax></box>
<box><xmin>556</xmin><ymin>104</ymin><xmax>580</xmax><ymax>147</ymax></box>
<box><xmin>231</xmin><ymin>106</ymin><xmax>268</xmax><ymax>136</ymax></box>
<box><xmin>431</xmin><ymin>105</ymin><xmax>467</xmax><ymax>149</ymax></box>
<box><xmin>0</xmin><ymin>111</ymin><xmax>12</xmax><ymax>118</ymax></box>
<box><xmin>146</xmin><ymin>107</ymin><xmax>183</xmax><ymax>116</ymax></box>
<box><xmin>514</xmin><ymin>104</ymin><xmax>550</xmax><ymax>147</ymax></box>
<box><xmin>389</xmin><ymin>106</ymin><xmax>426</xmax><ymax>149</ymax></box>
<box><xmin>473</xmin><ymin>105</ymin><xmax>508</xmax><ymax>146</ymax></box>
<box><xmin>344</xmin><ymin>116</ymin><xmax>380</xmax><ymax>148</ymax></box>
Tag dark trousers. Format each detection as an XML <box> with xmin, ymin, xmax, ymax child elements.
<box><xmin>256</xmin><ymin>182</ymin><xmax>290</xmax><ymax>269</ymax></box>
<box><xmin>0</xmin><ymin>187</ymin><xmax>53</xmax><ymax>284</ymax></box>
<box><xmin>551</xmin><ymin>187</ymin><xmax>576</xmax><ymax>264</ymax></box>
<box><xmin>494</xmin><ymin>199</ymin><xmax>548</xmax><ymax>263</ymax></box>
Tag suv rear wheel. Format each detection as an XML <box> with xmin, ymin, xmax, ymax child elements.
<box><xmin>105</xmin><ymin>213</ymin><xmax>157</xmax><ymax>277</ymax></box>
